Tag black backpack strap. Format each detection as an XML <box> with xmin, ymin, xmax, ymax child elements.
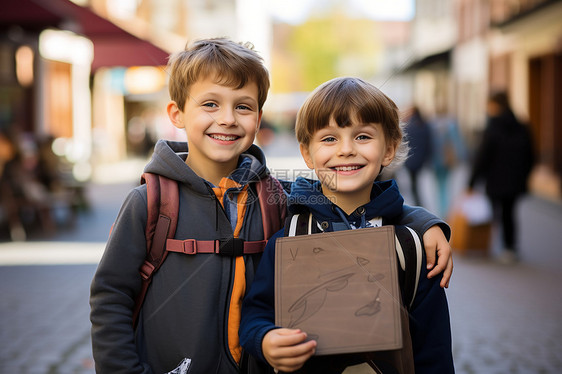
<box><xmin>284</xmin><ymin>212</ymin><xmax>323</xmax><ymax>236</ymax></box>
<box><xmin>393</xmin><ymin>225</ymin><xmax>423</xmax><ymax>309</ymax></box>
<box><xmin>133</xmin><ymin>173</ymin><xmax>179</xmax><ymax>328</ymax></box>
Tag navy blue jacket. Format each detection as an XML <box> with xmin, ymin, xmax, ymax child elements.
<box><xmin>239</xmin><ymin>177</ymin><xmax>454</xmax><ymax>373</ymax></box>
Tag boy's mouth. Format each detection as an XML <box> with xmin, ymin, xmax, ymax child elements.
<box><xmin>332</xmin><ymin>165</ymin><xmax>363</xmax><ymax>172</ymax></box>
<box><xmin>208</xmin><ymin>134</ymin><xmax>240</xmax><ymax>141</ymax></box>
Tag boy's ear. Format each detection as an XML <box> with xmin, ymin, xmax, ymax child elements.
<box><xmin>300</xmin><ymin>144</ymin><xmax>314</xmax><ymax>169</ymax></box>
<box><xmin>167</xmin><ymin>101</ymin><xmax>184</xmax><ymax>129</ymax></box>
<box><xmin>381</xmin><ymin>141</ymin><xmax>397</xmax><ymax>167</ymax></box>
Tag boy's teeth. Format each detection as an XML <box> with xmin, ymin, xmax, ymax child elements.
<box><xmin>335</xmin><ymin>166</ymin><xmax>360</xmax><ymax>171</ymax></box>
<box><xmin>210</xmin><ymin>134</ymin><xmax>237</xmax><ymax>141</ymax></box>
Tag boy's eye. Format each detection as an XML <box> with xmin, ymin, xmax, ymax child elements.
<box><xmin>356</xmin><ymin>134</ymin><xmax>372</xmax><ymax>140</ymax></box>
<box><xmin>203</xmin><ymin>102</ymin><xmax>218</xmax><ymax>108</ymax></box>
<box><xmin>236</xmin><ymin>104</ymin><xmax>252</xmax><ymax>111</ymax></box>
<box><xmin>321</xmin><ymin>136</ymin><xmax>337</xmax><ymax>143</ymax></box>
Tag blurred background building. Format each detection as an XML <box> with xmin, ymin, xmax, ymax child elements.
<box><xmin>2</xmin><ymin>4</ymin><xmax>561</xmax><ymax>372</ymax></box>
<box><xmin>401</xmin><ymin>0</ymin><xmax>562</xmax><ymax>201</ymax></box>
<box><xmin>1</xmin><ymin>0</ymin><xmax>561</xmax><ymax>239</ymax></box>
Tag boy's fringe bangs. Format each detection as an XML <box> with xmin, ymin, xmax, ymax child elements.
<box><xmin>300</xmin><ymin>78</ymin><xmax>401</xmax><ymax>143</ymax></box>
<box><xmin>168</xmin><ymin>38</ymin><xmax>269</xmax><ymax>109</ymax></box>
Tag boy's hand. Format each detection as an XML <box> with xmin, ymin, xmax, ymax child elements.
<box><xmin>262</xmin><ymin>328</ymin><xmax>316</xmax><ymax>373</ymax></box>
<box><xmin>423</xmin><ymin>225</ymin><xmax>453</xmax><ymax>288</ymax></box>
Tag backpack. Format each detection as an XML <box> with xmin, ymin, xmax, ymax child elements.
<box><xmin>132</xmin><ymin>172</ymin><xmax>287</xmax><ymax>327</ymax></box>
<box><xmin>283</xmin><ymin>213</ymin><xmax>423</xmax><ymax>374</ymax></box>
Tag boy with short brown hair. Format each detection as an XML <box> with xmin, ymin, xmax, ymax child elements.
<box><xmin>91</xmin><ymin>37</ymin><xmax>274</xmax><ymax>374</ymax></box>
<box><xmin>240</xmin><ymin>77</ymin><xmax>454</xmax><ymax>373</ymax></box>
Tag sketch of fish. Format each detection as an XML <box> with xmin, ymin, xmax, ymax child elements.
<box><xmin>287</xmin><ymin>272</ymin><xmax>355</xmax><ymax>328</ymax></box>
<box><xmin>355</xmin><ymin>288</ymin><xmax>382</xmax><ymax>317</ymax></box>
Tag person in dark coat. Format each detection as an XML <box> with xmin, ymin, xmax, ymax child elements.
<box><xmin>404</xmin><ymin>107</ymin><xmax>432</xmax><ymax>206</ymax></box>
<box><xmin>468</xmin><ymin>91</ymin><xmax>534</xmax><ymax>263</ymax></box>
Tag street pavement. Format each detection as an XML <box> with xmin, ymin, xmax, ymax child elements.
<box><xmin>0</xmin><ymin>178</ymin><xmax>136</xmax><ymax>374</ymax></box>
<box><xmin>1</xmin><ymin>157</ymin><xmax>561</xmax><ymax>373</ymax></box>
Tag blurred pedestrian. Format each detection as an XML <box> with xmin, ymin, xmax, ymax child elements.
<box><xmin>468</xmin><ymin>91</ymin><xmax>534</xmax><ymax>264</ymax></box>
<box><xmin>404</xmin><ymin>106</ymin><xmax>432</xmax><ymax>206</ymax></box>
<box><xmin>0</xmin><ymin>129</ymin><xmax>26</xmax><ymax>240</ymax></box>
<box><xmin>430</xmin><ymin>108</ymin><xmax>466</xmax><ymax>218</ymax></box>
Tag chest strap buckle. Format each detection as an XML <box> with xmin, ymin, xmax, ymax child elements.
<box><xmin>216</xmin><ymin>238</ymin><xmax>244</xmax><ymax>256</ymax></box>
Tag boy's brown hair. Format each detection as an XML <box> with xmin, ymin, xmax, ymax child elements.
<box><xmin>295</xmin><ymin>77</ymin><xmax>408</xmax><ymax>167</ymax></box>
<box><xmin>167</xmin><ymin>37</ymin><xmax>270</xmax><ymax>111</ymax></box>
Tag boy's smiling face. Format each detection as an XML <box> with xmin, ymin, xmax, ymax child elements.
<box><xmin>300</xmin><ymin>116</ymin><xmax>396</xmax><ymax>207</ymax></box>
<box><xmin>167</xmin><ymin>75</ymin><xmax>262</xmax><ymax>183</ymax></box>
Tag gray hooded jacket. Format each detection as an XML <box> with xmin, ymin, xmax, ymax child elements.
<box><xmin>90</xmin><ymin>140</ymin><xmax>274</xmax><ymax>374</ymax></box>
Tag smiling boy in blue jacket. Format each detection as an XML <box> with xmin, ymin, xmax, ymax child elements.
<box><xmin>240</xmin><ymin>77</ymin><xmax>454</xmax><ymax>373</ymax></box>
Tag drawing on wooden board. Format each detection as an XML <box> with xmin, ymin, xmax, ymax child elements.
<box><xmin>355</xmin><ymin>288</ymin><xmax>382</xmax><ymax>317</ymax></box>
<box><xmin>287</xmin><ymin>272</ymin><xmax>355</xmax><ymax>328</ymax></box>
<box><xmin>275</xmin><ymin>226</ymin><xmax>402</xmax><ymax>355</ymax></box>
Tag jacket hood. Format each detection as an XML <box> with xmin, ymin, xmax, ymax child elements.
<box><xmin>143</xmin><ymin>140</ymin><xmax>270</xmax><ymax>194</ymax></box>
<box><xmin>288</xmin><ymin>177</ymin><xmax>404</xmax><ymax>229</ymax></box>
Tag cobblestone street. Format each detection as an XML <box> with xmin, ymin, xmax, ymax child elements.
<box><xmin>0</xmin><ymin>264</ymin><xmax>98</xmax><ymax>373</ymax></box>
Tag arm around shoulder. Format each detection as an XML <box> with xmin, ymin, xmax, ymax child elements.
<box><xmin>400</xmin><ymin>205</ymin><xmax>453</xmax><ymax>287</ymax></box>
<box><xmin>400</xmin><ymin>204</ymin><xmax>450</xmax><ymax>240</ymax></box>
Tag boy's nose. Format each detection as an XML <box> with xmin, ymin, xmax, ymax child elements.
<box><xmin>218</xmin><ymin>109</ymin><xmax>237</xmax><ymax>126</ymax></box>
<box><xmin>337</xmin><ymin>138</ymin><xmax>356</xmax><ymax>156</ymax></box>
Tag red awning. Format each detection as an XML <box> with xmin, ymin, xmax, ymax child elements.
<box><xmin>0</xmin><ymin>0</ymin><xmax>170</xmax><ymax>71</ymax></box>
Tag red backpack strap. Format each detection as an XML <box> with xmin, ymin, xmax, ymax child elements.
<box><xmin>132</xmin><ymin>173</ymin><xmax>179</xmax><ymax>327</ymax></box>
<box><xmin>256</xmin><ymin>176</ymin><xmax>287</xmax><ymax>239</ymax></box>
